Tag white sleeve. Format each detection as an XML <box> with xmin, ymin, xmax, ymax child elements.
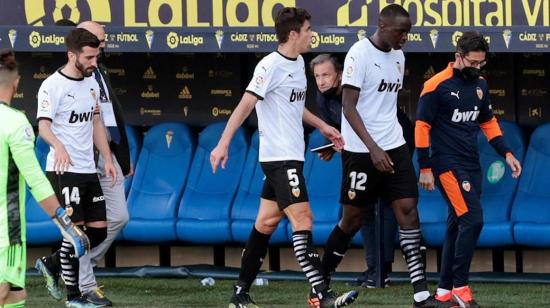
<box><xmin>245</xmin><ymin>58</ymin><xmax>276</xmax><ymax>100</ymax></box>
<box><xmin>36</xmin><ymin>80</ymin><xmax>57</xmax><ymax>120</ymax></box>
<box><xmin>341</xmin><ymin>44</ymin><xmax>367</xmax><ymax>90</ymax></box>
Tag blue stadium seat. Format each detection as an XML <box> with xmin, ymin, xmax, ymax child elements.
<box><xmin>477</xmin><ymin>121</ymin><xmax>525</xmax><ymax>247</ymax></box>
<box><xmin>124</xmin><ymin>124</ymin><xmax>142</xmax><ymax>196</ymax></box>
<box><xmin>26</xmin><ymin>136</ymin><xmax>62</xmax><ymax>245</ymax></box>
<box><xmin>123</xmin><ymin>122</ymin><xmax>194</xmax><ymax>243</ymax></box>
<box><xmin>231</xmin><ymin>131</ymin><xmax>289</xmax><ymax>244</ymax></box>
<box><xmin>512</xmin><ymin>123</ymin><xmax>550</xmax><ymax>247</ymax></box>
<box><xmin>413</xmin><ymin>151</ymin><xmax>448</xmax><ymax>247</ymax></box>
<box><xmin>287</xmin><ymin>129</ymin><xmax>342</xmax><ymax>246</ymax></box>
<box><xmin>176</xmin><ymin>122</ymin><xmax>248</xmax><ymax>243</ymax></box>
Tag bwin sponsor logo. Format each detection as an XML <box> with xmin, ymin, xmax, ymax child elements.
<box><xmin>377</xmin><ymin>79</ymin><xmax>401</xmax><ymax>92</ymax></box>
<box><xmin>289</xmin><ymin>89</ymin><xmax>306</xmax><ymax>103</ymax></box>
<box><xmin>69</xmin><ymin>108</ymin><xmax>95</xmax><ymax>123</ymax></box>
<box><xmin>451</xmin><ymin>107</ymin><xmax>480</xmax><ymax>123</ymax></box>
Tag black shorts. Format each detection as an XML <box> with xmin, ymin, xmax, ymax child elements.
<box><xmin>260</xmin><ymin>160</ymin><xmax>309</xmax><ymax>210</ymax></box>
<box><xmin>46</xmin><ymin>172</ymin><xmax>106</xmax><ymax>223</ymax></box>
<box><xmin>340</xmin><ymin>144</ymin><xmax>418</xmax><ymax>206</ymax></box>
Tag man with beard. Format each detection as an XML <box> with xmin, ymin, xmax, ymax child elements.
<box><xmin>73</xmin><ymin>20</ymin><xmax>132</xmax><ymax>307</ymax></box>
<box><xmin>34</xmin><ymin>28</ymin><xmax>116</xmax><ymax>308</ymax></box>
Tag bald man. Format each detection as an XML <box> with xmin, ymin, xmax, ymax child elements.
<box><xmin>77</xmin><ymin>21</ymin><xmax>131</xmax><ymax>306</ymax></box>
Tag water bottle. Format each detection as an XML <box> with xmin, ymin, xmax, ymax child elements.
<box><xmin>254</xmin><ymin>278</ymin><xmax>269</xmax><ymax>286</ymax></box>
<box><xmin>200</xmin><ymin>277</ymin><xmax>215</xmax><ymax>286</ymax></box>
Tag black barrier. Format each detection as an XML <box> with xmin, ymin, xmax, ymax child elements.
<box><xmin>1</xmin><ymin>26</ymin><xmax>550</xmax><ymax>53</ymax></box>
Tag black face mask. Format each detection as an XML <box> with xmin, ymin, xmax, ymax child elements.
<box><xmin>321</xmin><ymin>86</ymin><xmax>339</xmax><ymax>98</ymax></box>
<box><xmin>462</xmin><ymin>66</ymin><xmax>480</xmax><ymax>81</ymax></box>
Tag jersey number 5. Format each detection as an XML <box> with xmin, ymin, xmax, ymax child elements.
<box><xmin>349</xmin><ymin>171</ymin><xmax>367</xmax><ymax>191</ymax></box>
<box><xmin>61</xmin><ymin>186</ymin><xmax>81</xmax><ymax>206</ymax></box>
<box><xmin>287</xmin><ymin>169</ymin><xmax>300</xmax><ymax>186</ymax></box>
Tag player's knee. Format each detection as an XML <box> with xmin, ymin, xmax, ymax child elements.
<box><xmin>290</xmin><ymin>212</ymin><xmax>312</xmax><ymax>231</ymax></box>
<box><xmin>0</xmin><ymin>283</ymin><xmax>9</xmax><ymax>302</ymax></box>
<box><xmin>255</xmin><ymin>221</ymin><xmax>278</xmax><ymax>234</ymax></box>
<box><xmin>84</xmin><ymin>226</ymin><xmax>108</xmax><ymax>248</ymax></box>
<box><xmin>110</xmin><ymin>209</ymin><xmax>129</xmax><ymax>231</ymax></box>
<box><xmin>339</xmin><ymin>215</ymin><xmax>363</xmax><ymax>235</ymax></box>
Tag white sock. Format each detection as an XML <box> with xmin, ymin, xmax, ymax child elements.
<box><xmin>414</xmin><ymin>290</ymin><xmax>430</xmax><ymax>302</ymax></box>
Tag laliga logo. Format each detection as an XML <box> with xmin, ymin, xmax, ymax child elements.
<box><xmin>167</xmin><ymin>32</ymin><xmax>179</xmax><ymax>49</ymax></box>
<box><xmin>311</xmin><ymin>31</ymin><xmax>320</xmax><ymax>49</ymax></box>
<box><xmin>29</xmin><ymin>31</ymin><xmax>65</xmax><ymax>48</ymax></box>
<box><xmin>451</xmin><ymin>31</ymin><xmax>463</xmax><ymax>47</ymax></box>
<box><xmin>29</xmin><ymin>31</ymin><xmax>42</xmax><ymax>48</ymax></box>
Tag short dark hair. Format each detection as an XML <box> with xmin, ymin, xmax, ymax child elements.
<box><xmin>379</xmin><ymin>4</ymin><xmax>410</xmax><ymax>21</ymax></box>
<box><xmin>0</xmin><ymin>49</ymin><xmax>18</xmax><ymax>86</ymax></box>
<box><xmin>65</xmin><ymin>28</ymin><xmax>100</xmax><ymax>53</ymax></box>
<box><xmin>275</xmin><ymin>7</ymin><xmax>311</xmax><ymax>44</ymax></box>
<box><xmin>456</xmin><ymin>31</ymin><xmax>489</xmax><ymax>54</ymax></box>
<box><xmin>0</xmin><ymin>49</ymin><xmax>17</xmax><ymax>72</ymax></box>
<box><xmin>309</xmin><ymin>54</ymin><xmax>342</xmax><ymax>74</ymax></box>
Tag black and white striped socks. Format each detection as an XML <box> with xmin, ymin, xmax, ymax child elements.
<box><xmin>399</xmin><ymin>228</ymin><xmax>429</xmax><ymax>301</ymax></box>
<box><xmin>59</xmin><ymin>238</ymin><xmax>80</xmax><ymax>299</ymax></box>
<box><xmin>292</xmin><ymin>230</ymin><xmax>328</xmax><ymax>294</ymax></box>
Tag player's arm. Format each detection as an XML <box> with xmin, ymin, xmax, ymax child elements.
<box><xmin>477</xmin><ymin>84</ymin><xmax>521</xmax><ymax>178</ymax></box>
<box><xmin>93</xmin><ymin>107</ymin><xmax>117</xmax><ymax>185</ymax></box>
<box><xmin>210</xmin><ymin>92</ymin><xmax>258</xmax><ymax>173</ymax></box>
<box><xmin>8</xmin><ymin>118</ymin><xmax>90</xmax><ymax>257</ymax></box>
<box><xmin>415</xmin><ymin>82</ymin><xmax>441</xmax><ymax>191</ymax></box>
<box><xmin>37</xmin><ymin>85</ymin><xmax>72</xmax><ymax>174</ymax></box>
<box><xmin>38</xmin><ymin>119</ymin><xmax>72</xmax><ymax>174</ymax></box>
<box><xmin>303</xmin><ymin>108</ymin><xmax>344</xmax><ymax>150</ymax></box>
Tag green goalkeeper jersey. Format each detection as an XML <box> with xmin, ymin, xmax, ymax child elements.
<box><xmin>0</xmin><ymin>102</ymin><xmax>54</xmax><ymax>247</ymax></box>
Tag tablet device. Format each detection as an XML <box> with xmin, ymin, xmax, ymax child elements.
<box><xmin>310</xmin><ymin>143</ymin><xmax>334</xmax><ymax>153</ymax></box>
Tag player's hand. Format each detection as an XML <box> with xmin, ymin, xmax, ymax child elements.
<box><xmin>370</xmin><ymin>145</ymin><xmax>394</xmax><ymax>173</ymax></box>
<box><xmin>320</xmin><ymin>125</ymin><xmax>345</xmax><ymax>150</ymax></box>
<box><xmin>52</xmin><ymin>207</ymin><xmax>90</xmax><ymax>258</ymax></box>
<box><xmin>506</xmin><ymin>153</ymin><xmax>522</xmax><ymax>179</ymax></box>
<box><xmin>125</xmin><ymin>163</ymin><xmax>134</xmax><ymax>178</ymax></box>
<box><xmin>53</xmin><ymin>144</ymin><xmax>73</xmax><ymax>175</ymax></box>
<box><xmin>210</xmin><ymin>144</ymin><xmax>228</xmax><ymax>173</ymax></box>
<box><xmin>318</xmin><ymin>147</ymin><xmax>336</xmax><ymax>161</ymax></box>
<box><xmin>419</xmin><ymin>170</ymin><xmax>435</xmax><ymax>191</ymax></box>
<box><xmin>104</xmin><ymin>160</ymin><xmax>117</xmax><ymax>187</ymax></box>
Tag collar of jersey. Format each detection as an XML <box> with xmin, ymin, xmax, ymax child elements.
<box><xmin>57</xmin><ymin>68</ymin><xmax>84</xmax><ymax>81</ymax></box>
<box><xmin>276</xmin><ymin>51</ymin><xmax>297</xmax><ymax>61</ymax></box>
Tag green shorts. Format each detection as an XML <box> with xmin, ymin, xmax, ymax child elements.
<box><xmin>0</xmin><ymin>243</ymin><xmax>26</xmax><ymax>288</ymax></box>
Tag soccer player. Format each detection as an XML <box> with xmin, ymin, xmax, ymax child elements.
<box><xmin>76</xmin><ymin>21</ymin><xmax>131</xmax><ymax>307</ymax></box>
<box><xmin>210</xmin><ymin>7</ymin><xmax>357</xmax><ymax>308</ymax></box>
<box><xmin>316</xmin><ymin>4</ymin><xmax>439</xmax><ymax>307</ymax></box>
<box><xmin>415</xmin><ymin>31</ymin><xmax>522</xmax><ymax>308</ymax></box>
<box><xmin>0</xmin><ymin>49</ymin><xmax>89</xmax><ymax>308</ymax></box>
<box><xmin>34</xmin><ymin>28</ymin><xmax>117</xmax><ymax>308</ymax></box>
<box><xmin>310</xmin><ymin>53</ymin><xmax>402</xmax><ymax>289</ymax></box>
